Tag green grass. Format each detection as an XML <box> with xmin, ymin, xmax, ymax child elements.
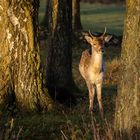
<box><xmin>80</xmin><ymin>3</ymin><xmax>125</xmax><ymax>35</ymax></box>
<box><xmin>39</xmin><ymin>2</ymin><xmax>125</xmax><ymax>35</ymax></box>
<box><xmin>0</xmin><ymin>2</ymin><xmax>124</xmax><ymax>140</ymax></box>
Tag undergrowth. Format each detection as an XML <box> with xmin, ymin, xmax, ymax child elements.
<box><xmin>0</xmin><ymin>43</ymin><xmax>121</xmax><ymax>139</ymax></box>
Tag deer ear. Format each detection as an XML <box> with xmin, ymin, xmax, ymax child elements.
<box><xmin>85</xmin><ymin>35</ymin><xmax>92</xmax><ymax>43</ymax></box>
<box><xmin>104</xmin><ymin>35</ymin><xmax>112</xmax><ymax>43</ymax></box>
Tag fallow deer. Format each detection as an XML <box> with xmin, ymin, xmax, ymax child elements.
<box><xmin>79</xmin><ymin>28</ymin><xmax>112</xmax><ymax>118</ymax></box>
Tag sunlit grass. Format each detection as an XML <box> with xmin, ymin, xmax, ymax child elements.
<box><xmin>81</xmin><ymin>3</ymin><xmax>125</xmax><ymax>35</ymax></box>
<box><xmin>39</xmin><ymin>2</ymin><xmax>125</xmax><ymax>35</ymax></box>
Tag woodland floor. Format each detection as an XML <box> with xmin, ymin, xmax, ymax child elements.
<box><xmin>0</xmin><ymin>2</ymin><xmax>125</xmax><ymax>140</ymax></box>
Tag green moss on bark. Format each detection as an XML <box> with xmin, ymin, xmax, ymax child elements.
<box><xmin>0</xmin><ymin>0</ymin><xmax>53</xmax><ymax>112</ymax></box>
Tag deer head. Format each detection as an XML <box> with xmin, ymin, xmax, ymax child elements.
<box><xmin>84</xmin><ymin>28</ymin><xmax>112</xmax><ymax>53</ymax></box>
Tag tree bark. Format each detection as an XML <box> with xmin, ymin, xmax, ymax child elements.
<box><xmin>0</xmin><ymin>0</ymin><xmax>53</xmax><ymax>111</ymax></box>
<box><xmin>114</xmin><ymin>0</ymin><xmax>140</xmax><ymax>136</ymax></box>
<box><xmin>72</xmin><ymin>0</ymin><xmax>82</xmax><ymax>30</ymax></box>
<box><xmin>46</xmin><ymin>0</ymin><xmax>76</xmax><ymax>95</ymax></box>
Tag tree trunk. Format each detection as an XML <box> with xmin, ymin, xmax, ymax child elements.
<box><xmin>0</xmin><ymin>0</ymin><xmax>53</xmax><ymax>111</ymax></box>
<box><xmin>46</xmin><ymin>0</ymin><xmax>77</xmax><ymax>100</ymax></box>
<box><xmin>72</xmin><ymin>0</ymin><xmax>82</xmax><ymax>30</ymax></box>
<box><xmin>114</xmin><ymin>0</ymin><xmax>140</xmax><ymax>137</ymax></box>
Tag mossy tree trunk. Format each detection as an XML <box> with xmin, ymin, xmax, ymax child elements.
<box><xmin>114</xmin><ymin>0</ymin><xmax>140</xmax><ymax>137</ymax></box>
<box><xmin>72</xmin><ymin>0</ymin><xmax>82</xmax><ymax>30</ymax></box>
<box><xmin>0</xmin><ymin>0</ymin><xmax>53</xmax><ymax>111</ymax></box>
<box><xmin>46</xmin><ymin>0</ymin><xmax>76</xmax><ymax>93</ymax></box>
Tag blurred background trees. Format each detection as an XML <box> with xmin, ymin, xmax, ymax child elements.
<box><xmin>72</xmin><ymin>0</ymin><xmax>83</xmax><ymax>31</ymax></box>
<box><xmin>42</xmin><ymin>0</ymin><xmax>83</xmax><ymax>31</ymax></box>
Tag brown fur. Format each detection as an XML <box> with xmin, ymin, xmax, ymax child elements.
<box><xmin>79</xmin><ymin>33</ymin><xmax>112</xmax><ymax>118</ymax></box>
<box><xmin>79</xmin><ymin>49</ymin><xmax>91</xmax><ymax>79</ymax></box>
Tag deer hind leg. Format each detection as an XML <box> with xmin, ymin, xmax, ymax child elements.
<box><xmin>86</xmin><ymin>82</ymin><xmax>95</xmax><ymax>112</ymax></box>
<box><xmin>96</xmin><ymin>84</ymin><xmax>104</xmax><ymax>118</ymax></box>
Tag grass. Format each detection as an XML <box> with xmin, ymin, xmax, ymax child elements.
<box><xmin>0</xmin><ymin>2</ymin><xmax>125</xmax><ymax>140</ymax></box>
<box><xmin>39</xmin><ymin>1</ymin><xmax>125</xmax><ymax>35</ymax></box>
<box><xmin>80</xmin><ymin>3</ymin><xmax>125</xmax><ymax>35</ymax></box>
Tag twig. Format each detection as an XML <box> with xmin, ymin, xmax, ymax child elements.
<box><xmin>61</xmin><ymin>130</ymin><xmax>68</xmax><ymax>140</ymax></box>
<box><xmin>16</xmin><ymin>127</ymin><xmax>23</xmax><ymax>140</ymax></box>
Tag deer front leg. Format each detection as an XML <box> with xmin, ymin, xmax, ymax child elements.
<box><xmin>86</xmin><ymin>82</ymin><xmax>95</xmax><ymax>112</ymax></box>
<box><xmin>96</xmin><ymin>84</ymin><xmax>104</xmax><ymax>118</ymax></box>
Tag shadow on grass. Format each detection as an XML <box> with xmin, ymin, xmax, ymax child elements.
<box><xmin>81</xmin><ymin>85</ymin><xmax>117</xmax><ymax>120</ymax></box>
<box><xmin>103</xmin><ymin>85</ymin><xmax>117</xmax><ymax>118</ymax></box>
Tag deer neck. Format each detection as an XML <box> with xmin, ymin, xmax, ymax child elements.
<box><xmin>90</xmin><ymin>48</ymin><xmax>103</xmax><ymax>72</ymax></box>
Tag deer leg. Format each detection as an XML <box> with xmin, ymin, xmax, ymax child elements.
<box><xmin>86</xmin><ymin>82</ymin><xmax>95</xmax><ymax>112</ymax></box>
<box><xmin>96</xmin><ymin>84</ymin><xmax>104</xmax><ymax>118</ymax></box>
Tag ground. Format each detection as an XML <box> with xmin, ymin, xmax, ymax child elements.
<box><xmin>0</xmin><ymin>2</ymin><xmax>125</xmax><ymax>140</ymax></box>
